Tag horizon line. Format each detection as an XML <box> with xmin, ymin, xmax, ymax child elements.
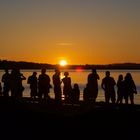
<box><xmin>0</xmin><ymin>59</ymin><xmax>140</xmax><ymax>66</ymax></box>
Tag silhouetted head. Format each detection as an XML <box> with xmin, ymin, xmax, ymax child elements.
<box><xmin>92</xmin><ymin>68</ymin><xmax>97</xmax><ymax>74</ymax></box>
<box><xmin>74</xmin><ymin>83</ymin><xmax>79</xmax><ymax>89</ymax></box>
<box><xmin>106</xmin><ymin>71</ymin><xmax>110</xmax><ymax>77</ymax></box>
<box><xmin>41</xmin><ymin>68</ymin><xmax>46</xmax><ymax>74</ymax></box>
<box><xmin>12</xmin><ymin>68</ymin><xmax>20</xmax><ymax>75</ymax></box>
<box><xmin>125</xmin><ymin>73</ymin><xmax>132</xmax><ymax>80</ymax></box>
<box><xmin>33</xmin><ymin>72</ymin><xmax>37</xmax><ymax>76</ymax></box>
<box><xmin>64</xmin><ymin>71</ymin><xmax>69</xmax><ymax>77</ymax></box>
<box><xmin>118</xmin><ymin>74</ymin><xmax>123</xmax><ymax>81</ymax></box>
<box><xmin>55</xmin><ymin>68</ymin><xmax>60</xmax><ymax>74</ymax></box>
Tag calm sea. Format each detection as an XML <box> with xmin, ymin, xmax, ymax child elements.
<box><xmin>0</xmin><ymin>69</ymin><xmax>140</xmax><ymax>104</ymax></box>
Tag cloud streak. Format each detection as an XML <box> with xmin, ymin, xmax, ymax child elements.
<box><xmin>56</xmin><ymin>42</ymin><xmax>73</xmax><ymax>46</ymax></box>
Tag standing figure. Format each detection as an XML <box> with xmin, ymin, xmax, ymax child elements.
<box><xmin>27</xmin><ymin>72</ymin><xmax>38</xmax><ymax>99</ymax></box>
<box><xmin>62</xmin><ymin>71</ymin><xmax>72</xmax><ymax>103</ymax></box>
<box><xmin>83</xmin><ymin>84</ymin><xmax>90</xmax><ymax>102</ymax></box>
<box><xmin>38</xmin><ymin>68</ymin><xmax>51</xmax><ymax>103</ymax></box>
<box><xmin>123</xmin><ymin>73</ymin><xmax>137</xmax><ymax>105</ymax></box>
<box><xmin>10</xmin><ymin>68</ymin><xmax>26</xmax><ymax>98</ymax></box>
<box><xmin>52</xmin><ymin>68</ymin><xmax>62</xmax><ymax>104</ymax></box>
<box><xmin>71</xmin><ymin>83</ymin><xmax>80</xmax><ymax>104</ymax></box>
<box><xmin>116</xmin><ymin>74</ymin><xmax>124</xmax><ymax>104</ymax></box>
<box><xmin>1</xmin><ymin>69</ymin><xmax>11</xmax><ymax>97</ymax></box>
<box><xmin>87</xmin><ymin>68</ymin><xmax>100</xmax><ymax>102</ymax></box>
<box><xmin>0</xmin><ymin>82</ymin><xmax>2</xmax><ymax>96</ymax></box>
<box><xmin>101</xmin><ymin>71</ymin><xmax>116</xmax><ymax>104</ymax></box>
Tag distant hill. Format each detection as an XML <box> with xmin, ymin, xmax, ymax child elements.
<box><xmin>0</xmin><ymin>60</ymin><xmax>140</xmax><ymax>70</ymax></box>
<box><xmin>0</xmin><ymin>60</ymin><xmax>55</xmax><ymax>69</ymax></box>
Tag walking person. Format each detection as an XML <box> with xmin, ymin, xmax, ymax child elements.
<box><xmin>52</xmin><ymin>68</ymin><xmax>62</xmax><ymax>105</ymax></box>
<box><xmin>101</xmin><ymin>71</ymin><xmax>116</xmax><ymax>104</ymax></box>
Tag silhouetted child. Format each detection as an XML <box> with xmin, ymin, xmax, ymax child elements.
<box><xmin>71</xmin><ymin>83</ymin><xmax>80</xmax><ymax>104</ymax></box>
<box><xmin>83</xmin><ymin>84</ymin><xmax>91</xmax><ymax>102</ymax></box>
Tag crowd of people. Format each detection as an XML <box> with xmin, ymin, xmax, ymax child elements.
<box><xmin>83</xmin><ymin>69</ymin><xmax>137</xmax><ymax>105</ymax></box>
<box><xmin>0</xmin><ymin>68</ymin><xmax>138</xmax><ymax>105</ymax></box>
<box><xmin>0</xmin><ymin>69</ymin><xmax>26</xmax><ymax>98</ymax></box>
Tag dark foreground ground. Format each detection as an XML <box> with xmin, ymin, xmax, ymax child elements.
<box><xmin>0</xmin><ymin>97</ymin><xmax>140</xmax><ymax>139</ymax></box>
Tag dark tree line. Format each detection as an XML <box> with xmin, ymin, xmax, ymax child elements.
<box><xmin>0</xmin><ymin>60</ymin><xmax>140</xmax><ymax>70</ymax></box>
<box><xmin>0</xmin><ymin>60</ymin><xmax>55</xmax><ymax>69</ymax></box>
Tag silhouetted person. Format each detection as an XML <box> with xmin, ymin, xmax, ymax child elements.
<box><xmin>101</xmin><ymin>71</ymin><xmax>116</xmax><ymax>104</ymax></box>
<box><xmin>62</xmin><ymin>71</ymin><xmax>72</xmax><ymax>103</ymax></box>
<box><xmin>52</xmin><ymin>68</ymin><xmax>62</xmax><ymax>104</ymax></box>
<box><xmin>10</xmin><ymin>68</ymin><xmax>26</xmax><ymax>98</ymax></box>
<box><xmin>83</xmin><ymin>84</ymin><xmax>90</xmax><ymax>102</ymax></box>
<box><xmin>38</xmin><ymin>68</ymin><xmax>51</xmax><ymax>103</ymax></box>
<box><xmin>0</xmin><ymin>82</ymin><xmax>2</xmax><ymax>96</ymax></box>
<box><xmin>71</xmin><ymin>83</ymin><xmax>80</xmax><ymax>104</ymax></box>
<box><xmin>27</xmin><ymin>72</ymin><xmax>38</xmax><ymax>99</ymax></box>
<box><xmin>87</xmin><ymin>68</ymin><xmax>100</xmax><ymax>102</ymax></box>
<box><xmin>1</xmin><ymin>69</ymin><xmax>11</xmax><ymax>97</ymax></box>
<box><xmin>123</xmin><ymin>73</ymin><xmax>137</xmax><ymax>105</ymax></box>
<box><xmin>116</xmin><ymin>74</ymin><xmax>124</xmax><ymax>104</ymax></box>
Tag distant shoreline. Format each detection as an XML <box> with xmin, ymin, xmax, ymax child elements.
<box><xmin>1</xmin><ymin>60</ymin><xmax>140</xmax><ymax>70</ymax></box>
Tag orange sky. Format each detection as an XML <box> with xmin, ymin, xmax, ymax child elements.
<box><xmin>0</xmin><ymin>0</ymin><xmax>140</xmax><ymax>65</ymax></box>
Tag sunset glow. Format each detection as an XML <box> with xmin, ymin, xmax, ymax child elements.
<box><xmin>0</xmin><ymin>1</ymin><xmax>140</xmax><ymax>65</ymax></box>
<box><xmin>59</xmin><ymin>60</ymin><xmax>67</xmax><ymax>66</ymax></box>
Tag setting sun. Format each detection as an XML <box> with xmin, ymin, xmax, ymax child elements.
<box><xmin>59</xmin><ymin>60</ymin><xmax>67</xmax><ymax>66</ymax></box>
